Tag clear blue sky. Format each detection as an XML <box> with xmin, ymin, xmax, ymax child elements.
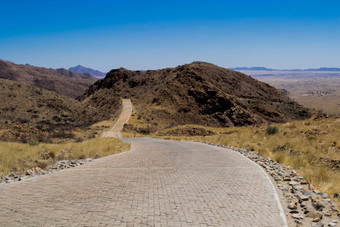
<box><xmin>1</xmin><ymin>0</ymin><xmax>339</xmax><ymax>71</ymax></box>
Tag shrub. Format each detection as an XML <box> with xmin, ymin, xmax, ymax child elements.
<box><xmin>152</xmin><ymin>98</ymin><xmax>159</xmax><ymax>104</ymax></box>
<box><xmin>36</xmin><ymin>161</ymin><xmax>48</xmax><ymax>169</ymax></box>
<box><xmin>28</xmin><ymin>141</ymin><xmax>40</xmax><ymax>146</ymax></box>
<box><xmin>266</xmin><ymin>126</ymin><xmax>279</xmax><ymax>135</ymax></box>
<box><xmin>52</xmin><ymin>131</ymin><xmax>75</xmax><ymax>139</ymax></box>
<box><xmin>74</xmin><ymin>137</ymin><xmax>84</xmax><ymax>143</ymax></box>
<box><xmin>17</xmin><ymin>118</ymin><xmax>29</xmax><ymax>124</ymax></box>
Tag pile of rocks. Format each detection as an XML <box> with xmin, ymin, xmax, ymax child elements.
<box><xmin>0</xmin><ymin>158</ymin><xmax>92</xmax><ymax>185</ymax></box>
<box><xmin>207</xmin><ymin>143</ymin><xmax>339</xmax><ymax>226</ymax></box>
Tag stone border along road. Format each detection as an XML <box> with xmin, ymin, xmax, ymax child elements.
<box><xmin>102</xmin><ymin>99</ymin><xmax>133</xmax><ymax>138</ymax></box>
<box><xmin>203</xmin><ymin>143</ymin><xmax>339</xmax><ymax>227</ymax></box>
<box><xmin>0</xmin><ymin>138</ymin><xmax>288</xmax><ymax>226</ymax></box>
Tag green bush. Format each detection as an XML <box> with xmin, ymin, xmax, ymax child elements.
<box><xmin>266</xmin><ymin>126</ymin><xmax>279</xmax><ymax>135</ymax></box>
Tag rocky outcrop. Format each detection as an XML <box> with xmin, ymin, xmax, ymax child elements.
<box><xmin>79</xmin><ymin>62</ymin><xmax>312</xmax><ymax>129</ymax></box>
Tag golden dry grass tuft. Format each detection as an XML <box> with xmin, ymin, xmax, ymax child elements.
<box><xmin>0</xmin><ymin>138</ymin><xmax>130</xmax><ymax>177</ymax></box>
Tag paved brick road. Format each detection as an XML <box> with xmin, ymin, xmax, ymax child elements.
<box><xmin>0</xmin><ymin>138</ymin><xmax>287</xmax><ymax>226</ymax></box>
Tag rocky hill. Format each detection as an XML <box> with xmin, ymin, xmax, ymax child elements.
<box><xmin>0</xmin><ymin>59</ymin><xmax>97</xmax><ymax>98</ymax></box>
<box><xmin>69</xmin><ymin>65</ymin><xmax>106</xmax><ymax>78</ymax></box>
<box><xmin>79</xmin><ymin>62</ymin><xmax>312</xmax><ymax>130</ymax></box>
<box><xmin>0</xmin><ymin>79</ymin><xmax>103</xmax><ymax>142</ymax></box>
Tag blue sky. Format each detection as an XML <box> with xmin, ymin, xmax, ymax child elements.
<box><xmin>0</xmin><ymin>0</ymin><xmax>339</xmax><ymax>71</ymax></box>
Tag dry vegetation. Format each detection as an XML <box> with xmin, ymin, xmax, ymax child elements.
<box><xmin>82</xmin><ymin>62</ymin><xmax>311</xmax><ymax>133</ymax></box>
<box><xmin>249</xmin><ymin>72</ymin><xmax>340</xmax><ymax>115</ymax></box>
<box><xmin>0</xmin><ymin>113</ymin><xmax>129</xmax><ymax>177</ymax></box>
<box><xmin>0</xmin><ymin>79</ymin><xmax>120</xmax><ymax>143</ymax></box>
<box><xmin>154</xmin><ymin>116</ymin><xmax>340</xmax><ymax>200</ymax></box>
<box><xmin>0</xmin><ymin>59</ymin><xmax>97</xmax><ymax>98</ymax></box>
<box><xmin>0</xmin><ymin>137</ymin><xmax>130</xmax><ymax>177</ymax></box>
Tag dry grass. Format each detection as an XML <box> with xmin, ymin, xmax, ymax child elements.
<box><xmin>155</xmin><ymin>117</ymin><xmax>340</xmax><ymax>198</ymax></box>
<box><xmin>253</xmin><ymin>74</ymin><xmax>340</xmax><ymax>115</ymax></box>
<box><xmin>72</xmin><ymin>119</ymin><xmax>118</xmax><ymax>141</ymax></box>
<box><xmin>0</xmin><ymin>138</ymin><xmax>130</xmax><ymax>177</ymax></box>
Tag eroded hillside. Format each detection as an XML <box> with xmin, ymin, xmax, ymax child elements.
<box><xmin>0</xmin><ymin>79</ymin><xmax>104</xmax><ymax>142</ymax></box>
<box><xmin>79</xmin><ymin>62</ymin><xmax>312</xmax><ymax>131</ymax></box>
<box><xmin>0</xmin><ymin>59</ymin><xmax>97</xmax><ymax>98</ymax></box>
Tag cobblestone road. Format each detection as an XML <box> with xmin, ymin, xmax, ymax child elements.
<box><xmin>0</xmin><ymin>138</ymin><xmax>287</xmax><ymax>226</ymax></box>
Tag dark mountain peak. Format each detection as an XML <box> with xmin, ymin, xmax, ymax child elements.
<box><xmin>109</xmin><ymin>67</ymin><xmax>130</xmax><ymax>73</ymax></box>
<box><xmin>69</xmin><ymin>65</ymin><xmax>106</xmax><ymax>78</ymax></box>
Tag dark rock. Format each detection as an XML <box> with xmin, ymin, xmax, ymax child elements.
<box><xmin>313</xmin><ymin>201</ymin><xmax>326</xmax><ymax>211</ymax></box>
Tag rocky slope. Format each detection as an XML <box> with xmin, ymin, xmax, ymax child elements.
<box><xmin>0</xmin><ymin>59</ymin><xmax>97</xmax><ymax>98</ymax></box>
<box><xmin>79</xmin><ymin>62</ymin><xmax>312</xmax><ymax>130</ymax></box>
<box><xmin>0</xmin><ymin>79</ymin><xmax>103</xmax><ymax>142</ymax></box>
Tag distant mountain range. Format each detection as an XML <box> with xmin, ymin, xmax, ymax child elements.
<box><xmin>0</xmin><ymin>59</ymin><xmax>97</xmax><ymax>98</ymax></box>
<box><xmin>69</xmin><ymin>65</ymin><xmax>106</xmax><ymax>78</ymax></box>
<box><xmin>231</xmin><ymin>67</ymin><xmax>340</xmax><ymax>71</ymax></box>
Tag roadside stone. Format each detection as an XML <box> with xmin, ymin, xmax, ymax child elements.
<box><xmin>311</xmin><ymin>223</ymin><xmax>324</xmax><ymax>227</ymax></box>
<box><xmin>314</xmin><ymin>190</ymin><xmax>322</xmax><ymax>195</ymax></box>
<box><xmin>295</xmin><ymin>219</ymin><xmax>303</xmax><ymax>224</ymax></box>
<box><xmin>328</xmin><ymin>221</ymin><xmax>337</xmax><ymax>226</ymax></box>
<box><xmin>300</xmin><ymin>202</ymin><xmax>308</xmax><ymax>208</ymax></box>
<box><xmin>25</xmin><ymin>170</ymin><xmax>34</xmax><ymax>176</ymax></box>
<box><xmin>3</xmin><ymin>158</ymin><xmax>94</xmax><ymax>186</ymax></box>
<box><xmin>313</xmin><ymin>201</ymin><xmax>326</xmax><ymax>211</ymax></box>
<box><xmin>306</xmin><ymin>212</ymin><xmax>323</xmax><ymax>220</ymax></box>
<box><xmin>284</xmin><ymin>177</ymin><xmax>291</xmax><ymax>181</ymax></box>
<box><xmin>288</xmin><ymin>202</ymin><xmax>297</xmax><ymax>210</ymax></box>
<box><xmin>323</xmin><ymin>210</ymin><xmax>332</xmax><ymax>217</ymax></box>
<box><xmin>293</xmin><ymin>185</ymin><xmax>304</xmax><ymax>191</ymax></box>
<box><xmin>304</xmin><ymin>206</ymin><xmax>315</xmax><ymax>214</ymax></box>
<box><xmin>289</xmin><ymin>181</ymin><xmax>299</xmax><ymax>186</ymax></box>
<box><xmin>301</xmin><ymin>180</ymin><xmax>309</xmax><ymax>185</ymax></box>
<box><xmin>292</xmin><ymin>213</ymin><xmax>304</xmax><ymax>219</ymax></box>
<box><xmin>297</xmin><ymin>194</ymin><xmax>310</xmax><ymax>202</ymax></box>
<box><xmin>322</xmin><ymin>194</ymin><xmax>329</xmax><ymax>199</ymax></box>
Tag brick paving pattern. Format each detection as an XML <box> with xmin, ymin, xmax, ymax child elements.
<box><xmin>0</xmin><ymin>138</ymin><xmax>286</xmax><ymax>226</ymax></box>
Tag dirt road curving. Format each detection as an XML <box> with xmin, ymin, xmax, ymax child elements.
<box><xmin>102</xmin><ymin>99</ymin><xmax>132</xmax><ymax>138</ymax></box>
